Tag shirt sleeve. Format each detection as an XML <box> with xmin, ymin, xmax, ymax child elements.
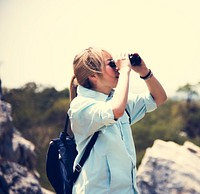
<box><xmin>68</xmin><ymin>98</ymin><xmax>116</xmax><ymax>141</ymax></box>
<box><xmin>126</xmin><ymin>92</ymin><xmax>157</xmax><ymax>125</ymax></box>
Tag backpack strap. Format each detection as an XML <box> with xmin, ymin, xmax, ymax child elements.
<box><xmin>73</xmin><ymin>131</ymin><xmax>99</xmax><ymax>183</ymax></box>
<box><xmin>63</xmin><ymin>114</ymin><xmax>74</xmax><ymax>137</ymax></box>
<box><xmin>63</xmin><ymin>113</ymin><xmax>99</xmax><ymax>183</ymax></box>
<box><xmin>67</xmin><ymin>108</ymin><xmax>130</xmax><ymax>183</ymax></box>
<box><xmin>125</xmin><ymin>109</ymin><xmax>131</xmax><ymax>124</ymax></box>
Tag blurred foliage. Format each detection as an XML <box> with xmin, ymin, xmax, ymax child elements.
<box><xmin>177</xmin><ymin>82</ymin><xmax>200</xmax><ymax>104</ymax></box>
<box><xmin>2</xmin><ymin>82</ymin><xmax>200</xmax><ymax>191</ymax></box>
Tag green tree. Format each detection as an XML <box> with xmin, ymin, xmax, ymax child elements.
<box><xmin>176</xmin><ymin>82</ymin><xmax>200</xmax><ymax>138</ymax></box>
<box><xmin>177</xmin><ymin>83</ymin><xmax>199</xmax><ymax>104</ymax></box>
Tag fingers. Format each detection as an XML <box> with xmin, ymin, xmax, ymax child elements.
<box><xmin>120</xmin><ymin>52</ymin><xmax>127</xmax><ymax>59</ymax></box>
<box><xmin>115</xmin><ymin>53</ymin><xmax>130</xmax><ymax>68</ymax></box>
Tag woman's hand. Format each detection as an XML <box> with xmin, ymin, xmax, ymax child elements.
<box><xmin>131</xmin><ymin>57</ymin><xmax>149</xmax><ymax>77</ymax></box>
<box><xmin>115</xmin><ymin>53</ymin><xmax>131</xmax><ymax>73</ymax></box>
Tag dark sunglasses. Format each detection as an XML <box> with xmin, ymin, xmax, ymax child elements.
<box><xmin>108</xmin><ymin>59</ymin><xmax>117</xmax><ymax>69</ymax></box>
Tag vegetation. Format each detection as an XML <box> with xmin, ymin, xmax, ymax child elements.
<box><xmin>2</xmin><ymin>82</ymin><xmax>200</xmax><ymax>191</ymax></box>
<box><xmin>176</xmin><ymin>82</ymin><xmax>200</xmax><ymax>104</ymax></box>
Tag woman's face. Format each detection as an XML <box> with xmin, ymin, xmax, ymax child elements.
<box><xmin>96</xmin><ymin>51</ymin><xmax>119</xmax><ymax>94</ymax></box>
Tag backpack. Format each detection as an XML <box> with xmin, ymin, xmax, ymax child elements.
<box><xmin>46</xmin><ymin>114</ymin><xmax>99</xmax><ymax>194</ymax></box>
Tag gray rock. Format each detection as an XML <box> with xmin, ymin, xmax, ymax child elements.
<box><xmin>0</xmin><ymin>100</ymin><xmax>36</xmax><ymax>170</ymax></box>
<box><xmin>0</xmin><ymin>159</ymin><xmax>42</xmax><ymax>194</ymax></box>
<box><xmin>0</xmin><ymin>100</ymin><xmax>53</xmax><ymax>193</ymax></box>
<box><xmin>137</xmin><ymin>139</ymin><xmax>200</xmax><ymax>194</ymax></box>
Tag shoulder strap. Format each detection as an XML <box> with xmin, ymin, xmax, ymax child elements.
<box><xmin>63</xmin><ymin>114</ymin><xmax>74</xmax><ymax>137</ymax></box>
<box><xmin>73</xmin><ymin>131</ymin><xmax>99</xmax><ymax>183</ymax></box>
<box><xmin>73</xmin><ymin>109</ymin><xmax>130</xmax><ymax>183</ymax></box>
<box><xmin>64</xmin><ymin>113</ymin><xmax>99</xmax><ymax>183</ymax></box>
<box><xmin>125</xmin><ymin>109</ymin><xmax>131</xmax><ymax>124</ymax></box>
<box><xmin>63</xmin><ymin>114</ymin><xmax>69</xmax><ymax>134</ymax></box>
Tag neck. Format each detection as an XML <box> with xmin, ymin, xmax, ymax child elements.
<box><xmin>94</xmin><ymin>86</ymin><xmax>112</xmax><ymax>95</ymax></box>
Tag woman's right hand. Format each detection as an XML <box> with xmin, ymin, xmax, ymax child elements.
<box><xmin>115</xmin><ymin>53</ymin><xmax>131</xmax><ymax>72</ymax></box>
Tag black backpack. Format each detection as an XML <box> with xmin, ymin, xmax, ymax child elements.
<box><xmin>46</xmin><ymin>114</ymin><xmax>99</xmax><ymax>194</ymax></box>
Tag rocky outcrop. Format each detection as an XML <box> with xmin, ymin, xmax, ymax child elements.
<box><xmin>0</xmin><ymin>159</ymin><xmax>42</xmax><ymax>194</ymax></box>
<box><xmin>0</xmin><ymin>100</ymin><xmax>54</xmax><ymax>194</ymax></box>
<box><xmin>137</xmin><ymin>139</ymin><xmax>200</xmax><ymax>194</ymax></box>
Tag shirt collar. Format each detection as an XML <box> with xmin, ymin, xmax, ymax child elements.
<box><xmin>77</xmin><ymin>85</ymin><xmax>114</xmax><ymax>101</ymax></box>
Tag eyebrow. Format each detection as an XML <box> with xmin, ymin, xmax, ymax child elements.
<box><xmin>106</xmin><ymin>58</ymin><xmax>113</xmax><ymax>62</ymax></box>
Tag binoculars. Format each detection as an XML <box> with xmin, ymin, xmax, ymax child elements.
<box><xmin>109</xmin><ymin>53</ymin><xmax>141</xmax><ymax>69</ymax></box>
<box><xmin>128</xmin><ymin>53</ymin><xmax>142</xmax><ymax>66</ymax></box>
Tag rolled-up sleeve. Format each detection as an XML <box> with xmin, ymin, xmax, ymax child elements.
<box><xmin>126</xmin><ymin>92</ymin><xmax>157</xmax><ymax>125</ymax></box>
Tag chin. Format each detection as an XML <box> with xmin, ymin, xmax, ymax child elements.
<box><xmin>113</xmin><ymin>80</ymin><xmax>118</xmax><ymax>88</ymax></box>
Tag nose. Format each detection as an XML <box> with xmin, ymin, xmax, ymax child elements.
<box><xmin>115</xmin><ymin>67</ymin><xmax>119</xmax><ymax>72</ymax></box>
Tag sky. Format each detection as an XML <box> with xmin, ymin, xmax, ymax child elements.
<box><xmin>0</xmin><ymin>0</ymin><xmax>200</xmax><ymax>96</ymax></box>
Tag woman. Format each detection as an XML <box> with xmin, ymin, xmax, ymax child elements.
<box><xmin>68</xmin><ymin>47</ymin><xmax>167</xmax><ymax>194</ymax></box>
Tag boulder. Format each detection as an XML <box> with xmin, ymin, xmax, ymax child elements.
<box><xmin>137</xmin><ymin>139</ymin><xmax>200</xmax><ymax>194</ymax></box>
<box><xmin>0</xmin><ymin>100</ymin><xmax>36</xmax><ymax>170</ymax></box>
<box><xmin>0</xmin><ymin>159</ymin><xmax>42</xmax><ymax>194</ymax></box>
<box><xmin>0</xmin><ymin>100</ymin><xmax>54</xmax><ymax>193</ymax></box>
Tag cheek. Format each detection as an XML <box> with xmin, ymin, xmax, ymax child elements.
<box><xmin>105</xmin><ymin>66</ymin><xmax>116</xmax><ymax>77</ymax></box>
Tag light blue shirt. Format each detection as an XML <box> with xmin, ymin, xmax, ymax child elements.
<box><xmin>68</xmin><ymin>85</ymin><xmax>157</xmax><ymax>194</ymax></box>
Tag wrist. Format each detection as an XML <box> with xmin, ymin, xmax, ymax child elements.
<box><xmin>120</xmin><ymin>67</ymin><xmax>131</xmax><ymax>74</ymax></box>
<box><xmin>140</xmin><ymin>69</ymin><xmax>153</xmax><ymax>80</ymax></box>
<box><xmin>139</xmin><ymin>67</ymin><xmax>149</xmax><ymax>77</ymax></box>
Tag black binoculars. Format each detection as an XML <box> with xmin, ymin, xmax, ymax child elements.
<box><xmin>109</xmin><ymin>53</ymin><xmax>141</xmax><ymax>69</ymax></box>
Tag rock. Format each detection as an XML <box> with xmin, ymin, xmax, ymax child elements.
<box><xmin>12</xmin><ymin>130</ymin><xmax>36</xmax><ymax>170</ymax></box>
<box><xmin>137</xmin><ymin>139</ymin><xmax>200</xmax><ymax>194</ymax></box>
<box><xmin>0</xmin><ymin>101</ymin><xmax>15</xmax><ymax>164</ymax></box>
<box><xmin>0</xmin><ymin>159</ymin><xmax>42</xmax><ymax>194</ymax></box>
<box><xmin>0</xmin><ymin>99</ymin><xmax>12</xmax><ymax>124</ymax></box>
<box><xmin>0</xmin><ymin>100</ymin><xmax>36</xmax><ymax>170</ymax></box>
<box><xmin>0</xmin><ymin>99</ymin><xmax>53</xmax><ymax>193</ymax></box>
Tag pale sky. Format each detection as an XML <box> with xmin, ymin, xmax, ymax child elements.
<box><xmin>0</xmin><ymin>0</ymin><xmax>200</xmax><ymax>96</ymax></box>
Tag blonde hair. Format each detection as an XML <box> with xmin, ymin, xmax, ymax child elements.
<box><xmin>70</xmin><ymin>47</ymin><xmax>106</xmax><ymax>101</ymax></box>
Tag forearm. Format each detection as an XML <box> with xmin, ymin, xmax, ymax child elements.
<box><xmin>133</xmin><ymin>59</ymin><xmax>167</xmax><ymax>106</ymax></box>
<box><xmin>143</xmin><ymin>73</ymin><xmax>167</xmax><ymax>106</ymax></box>
<box><xmin>112</xmin><ymin>69</ymin><xmax>130</xmax><ymax>119</ymax></box>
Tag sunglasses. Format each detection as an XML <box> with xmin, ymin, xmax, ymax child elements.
<box><xmin>108</xmin><ymin>59</ymin><xmax>117</xmax><ymax>69</ymax></box>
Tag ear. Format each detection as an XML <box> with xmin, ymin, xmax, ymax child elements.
<box><xmin>88</xmin><ymin>74</ymin><xmax>98</xmax><ymax>83</ymax></box>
